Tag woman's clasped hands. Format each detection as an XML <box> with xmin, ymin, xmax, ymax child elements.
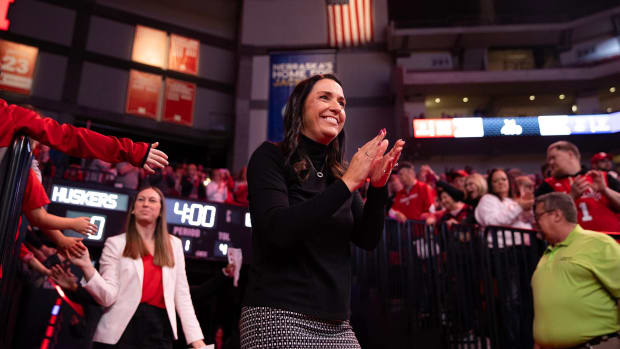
<box><xmin>341</xmin><ymin>128</ymin><xmax>405</xmax><ymax>192</ymax></box>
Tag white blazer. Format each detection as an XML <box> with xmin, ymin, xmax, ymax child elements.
<box><xmin>81</xmin><ymin>233</ymin><xmax>204</xmax><ymax>345</ymax></box>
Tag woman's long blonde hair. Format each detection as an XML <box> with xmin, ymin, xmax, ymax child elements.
<box><xmin>122</xmin><ymin>186</ymin><xmax>174</xmax><ymax>267</ymax></box>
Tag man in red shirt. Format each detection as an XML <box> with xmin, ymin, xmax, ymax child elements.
<box><xmin>389</xmin><ymin>162</ymin><xmax>435</xmax><ymax>222</ymax></box>
<box><xmin>535</xmin><ymin>141</ymin><xmax>620</xmax><ymax>232</ymax></box>
<box><xmin>0</xmin><ymin>99</ymin><xmax>168</xmax><ymax>173</ymax></box>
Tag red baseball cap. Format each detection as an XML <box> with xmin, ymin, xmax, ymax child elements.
<box><xmin>454</xmin><ymin>170</ymin><xmax>468</xmax><ymax>178</ymax></box>
<box><xmin>591</xmin><ymin>152</ymin><xmax>612</xmax><ymax>164</ymax></box>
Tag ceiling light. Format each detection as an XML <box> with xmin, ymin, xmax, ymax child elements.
<box><xmin>462</xmin><ymin>97</ymin><xmax>469</xmax><ymax>103</ymax></box>
<box><xmin>610</xmin><ymin>87</ymin><xmax>616</xmax><ymax>93</ymax></box>
<box><xmin>558</xmin><ymin>94</ymin><xmax>565</xmax><ymax>100</ymax></box>
<box><xmin>529</xmin><ymin>95</ymin><xmax>535</xmax><ymax>101</ymax></box>
<box><xmin>571</xmin><ymin>105</ymin><xmax>578</xmax><ymax>112</ymax></box>
<box><xmin>434</xmin><ymin>98</ymin><xmax>441</xmax><ymax>103</ymax></box>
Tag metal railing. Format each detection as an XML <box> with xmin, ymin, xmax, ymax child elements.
<box><xmin>0</xmin><ymin>135</ymin><xmax>32</xmax><ymax>348</ymax></box>
<box><xmin>351</xmin><ymin>220</ymin><xmax>547</xmax><ymax>349</ymax></box>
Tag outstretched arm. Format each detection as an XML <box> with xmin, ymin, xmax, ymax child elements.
<box><xmin>26</xmin><ymin>207</ymin><xmax>97</xmax><ymax>235</ymax></box>
<box><xmin>1</xmin><ymin>100</ymin><xmax>168</xmax><ymax>171</ymax></box>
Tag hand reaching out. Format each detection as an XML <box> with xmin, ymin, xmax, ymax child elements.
<box><xmin>66</xmin><ymin>242</ymin><xmax>91</xmax><ymax>269</ymax></box>
<box><xmin>50</xmin><ymin>265</ymin><xmax>78</xmax><ymax>292</ymax></box>
<box><xmin>71</xmin><ymin>217</ymin><xmax>98</xmax><ymax>236</ymax></box>
<box><xmin>144</xmin><ymin>142</ymin><xmax>169</xmax><ymax>174</ymax></box>
<box><xmin>57</xmin><ymin>236</ymin><xmax>87</xmax><ymax>258</ymax></box>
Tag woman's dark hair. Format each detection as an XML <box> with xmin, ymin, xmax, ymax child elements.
<box><xmin>487</xmin><ymin>168</ymin><xmax>514</xmax><ymax>200</ymax></box>
<box><xmin>280</xmin><ymin>74</ymin><xmax>346</xmax><ymax>181</ymax></box>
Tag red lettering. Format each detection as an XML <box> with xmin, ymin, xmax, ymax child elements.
<box><xmin>0</xmin><ymin>0</ymin><xmax>14</xmax><ymax>31</ymax></box>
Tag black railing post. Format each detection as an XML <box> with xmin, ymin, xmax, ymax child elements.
<box><xmin>0</xmin><ymin>135</ymin><xmax>33</xmax><ymax>348</ymax></box>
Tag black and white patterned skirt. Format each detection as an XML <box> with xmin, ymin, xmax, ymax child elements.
<box><xmin>239</xmin><ymin>306</ymin><xmax>361</xmax><ymax>349</ymax></box>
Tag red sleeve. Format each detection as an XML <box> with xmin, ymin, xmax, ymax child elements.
<box><xmin>21</xmin><ymin>169</ymin><xmax>51</xmax><ymax>213</ymax></box>
<box><xmin>0</xmin><ymin>99</ymin><xmax>149</xmax><ymax>167</ymax></box>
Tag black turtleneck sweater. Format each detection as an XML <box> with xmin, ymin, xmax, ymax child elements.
<box><xmin>243</xmin><ymin>136</ymin><xmax>388</xmax><ymax>320</ymax></box>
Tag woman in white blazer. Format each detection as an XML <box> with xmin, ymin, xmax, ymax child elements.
<box><xmin>70</xmin><ymin>186</ymin><xmax>207</xmax><ymax>348</ymax></box>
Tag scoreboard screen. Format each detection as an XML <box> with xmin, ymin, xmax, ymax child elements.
<box><xmin>413</xmin><ymin>111</ymin><xmax>620</xmax><ymax>138</ymax></box>
<box><xmin>46</xmin><ymin>180</ymin><xmax>252</xmax><ymax>261</ymax></box>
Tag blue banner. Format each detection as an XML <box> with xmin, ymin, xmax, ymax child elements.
<box><xmin>268</xmin><ymin>52</ymin><xmax>336</xmax><ymax>142</ymax></box>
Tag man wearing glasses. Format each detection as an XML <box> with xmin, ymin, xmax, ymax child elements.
<box><xmin>532</xmin><ymin>192</ymin><xmax>620</xmax><ymax>349</ymax></box>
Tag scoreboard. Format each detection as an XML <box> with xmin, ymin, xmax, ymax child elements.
<box><xmin>413</xmin><ymin>112</ymin><xmax>620</xmax><ymax>139</ymax></box>
<box><xmin>46</xmin><ymin>180</ymin><xmax>252</xmax><ymax>261</ymax></box>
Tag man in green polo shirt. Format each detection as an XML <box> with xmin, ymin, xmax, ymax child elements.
<box><xmin>532</xmin><ymin>192</ymin><xmax>620</xmax><ymax>349</ymax></box>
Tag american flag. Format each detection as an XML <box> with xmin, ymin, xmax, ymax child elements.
<box><xmin>326</xmin><ymin>0</ymin><xmax>374</xmax><ymax>48</ymax></box>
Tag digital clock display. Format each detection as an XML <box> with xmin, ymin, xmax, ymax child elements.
<box><xmin>165</xmin><ymin>198</ymin><xmax>217</xmax><ymax>228</ymax></box>
<box><xmin>47</xmin><ymin>181</ymin><xmax>253</xmax><ymax>261</ymax></box>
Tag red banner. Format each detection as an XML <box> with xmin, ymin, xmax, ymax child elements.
<box><xmin>163</xmin><ymin>78</ymin><xmax>195</xmax><ymax>126</ymax></box>
<box><xmin>413</xmin><ymin>119</ymin><xmax>455</xmax><ymax>138</ymax></box>
<box><xmin>0</xmin><ymin>0</ymin><xmax>15</xmax><ymax>31</ymax></box>
<box><xmin>125</xmin><ymin>70</ymin><xmax>162</xmax><ymax>119</ymax></box>
<box><xmin>0</xmin><ymin>39</ymin><xmax>38</xmax><ymax>94</ymax></box>
<box><xmin>168</xmin><ymin>34</ymin><xmax>199</xmax><ymax>75</ymax></box>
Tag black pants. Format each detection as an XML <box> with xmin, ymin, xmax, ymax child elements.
<box><xmin>93</xmin><ymin>303</ymin><xmax>173</xmax><ymax>349</ymax></box>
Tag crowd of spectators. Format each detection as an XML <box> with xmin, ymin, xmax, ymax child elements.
<box><xmin>380</xmin><ymin>143</ymin><xmax>620</xmax><ymax>238</ymax></box>
<box><xmin>37</xmin><ymin>138</ymin><xmax>620</xmax><ymax>233</ymax></box>
<box><xmin>35</xmin><ymin>143</ymin><xmax>249</xmax><ymax>206</ymax></box>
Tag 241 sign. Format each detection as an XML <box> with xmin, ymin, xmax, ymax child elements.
<box><xmin>0</xmin><ymin>0</ymin><xmax>14</xmax><ymax>31</ymax></box>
